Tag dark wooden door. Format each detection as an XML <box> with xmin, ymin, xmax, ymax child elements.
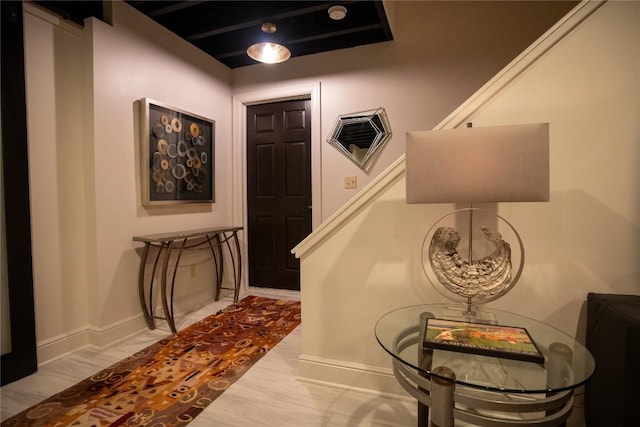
<box><xmin>246</xmin><ymin>100</ymin><xmax>311</xmax><ymax>290</ymax></box>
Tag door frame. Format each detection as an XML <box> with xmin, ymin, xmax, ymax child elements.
<box><xmin>232</xmin><ymin>82</ymin><xmax>321</xmax><ymax>292</ymax></box>
<box><xmin>1</xmin><ymin>0</ymin><xmax>38</xmax><ymax>385</ymax></box>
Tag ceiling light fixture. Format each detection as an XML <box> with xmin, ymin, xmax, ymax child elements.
<box><xmin>246</xmin><ymin>22</ymin><xmax>291</xmax><ymax>64</ymax></box>
<box><xmin>328</xmin><ymin>5</ymin><xmax>347</xmax><ymax>21</ymax></box>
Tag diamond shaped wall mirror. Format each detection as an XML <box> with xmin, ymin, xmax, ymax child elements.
<box><xmin>327</xmin><ymin>108</ymin><xmax>392</xmax><ymax>171</ymax></box>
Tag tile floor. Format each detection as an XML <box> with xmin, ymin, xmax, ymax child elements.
<box><xmin>0</xmin><ymin>289</ymin><xmax>417</xmax><ymax>426</ymax></box>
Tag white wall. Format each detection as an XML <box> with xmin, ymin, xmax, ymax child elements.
<box><xmin>467</xmin><ymin>0</ymin><xmax>639</xmax><ymax>325</ymax></box>
<box><xmin>18</xmin><ymin>0</ymin><xmax>583</xmax><ymax>364</ymax></box>
<box><xmin>232</xmin><ymin>1</ymin><xmax>575</xmax><ymax>221</ymax></box>
<box><xmin>295</xmin><ymin>0</ymin><xmax>638</xmax><ymax>404</ymax></box>
<box><xmin>24</xmin><ymin>5</ymin><xmax>90</xmax><ymax>357</ymax></box>
<box><xmin>89</xmin><ymin>2</ymin><xmax>233</xmax><ymax>329</ymax></box>
<box><xmin>23</xmin><ymin>1</ymin><xmax>234</xmax><ymax>362</ymax></box>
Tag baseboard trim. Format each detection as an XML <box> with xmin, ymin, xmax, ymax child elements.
<box><xmin>36</xmin><ymin>314</ymin><xmax>149</xmax><ymax>366</ymax></box>
<box><xmin>297</xmin><ymin>354</ymin><xmax>413</xmax><ymax>402</ymax></box>
<box><xmin>36</xmin><ymin>326</ymin><xmax>90</xmax><ymax>366</ymax></box>
<box><xmin>36</xmin><ymin>289</ymin><xmax>217</xmax><ymax>365</ymax></box>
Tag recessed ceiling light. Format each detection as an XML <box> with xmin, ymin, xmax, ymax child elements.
<box><xmin>328</xmin><ymin>5</ymin><xmax>347</xmax><ymax>21</ymax></box>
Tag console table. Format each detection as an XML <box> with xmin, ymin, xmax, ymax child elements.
<box><xmin>375</xmin><ymin>305</ymin><xmax>595</xmax><ymax>426</ymax></box>
<box><xmin>133</xmin><ymin>226</ymin><xmax>242</xmax><ymax>332</ymax></box>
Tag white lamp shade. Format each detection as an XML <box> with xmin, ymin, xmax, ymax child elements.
<box><xmin>406</xmin><ymin>123</ymin><xmax>549</xmax><ymax>203</ymax></box>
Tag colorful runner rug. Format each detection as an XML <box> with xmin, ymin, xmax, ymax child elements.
<box><xmin>2</xmin><ymin>295</ymin><xmax>301</xmax><ymax>426</ymax></box>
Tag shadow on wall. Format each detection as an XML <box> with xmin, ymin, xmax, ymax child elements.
<box><xmin>546</xmin><ymin>189</ymin><xmax>638</xmax><ymax>342</ymax></box>
<box><xmin>495</xmin><ymin>188</ymin><xmax>639</xmax><ymax>341</ymax></box>
<box><xmin>316</xmin><ymin>184</ymin><xmax>638</xmax><ymax>355</ymax></box>
<box><xmin>547</xmin><ymin>190</ymin><xmax>638</xmax><ymax>286</ymax></box>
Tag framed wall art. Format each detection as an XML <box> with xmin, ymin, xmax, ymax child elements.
<box><xmin>423</xmin><ymin>318</ymin><xmax>544</xmax><ymax>364</ymax></box>
<box><xmin>140</xmin><ymin>98</ymin><xmax>215</xmax><ymax>205</ymax></box>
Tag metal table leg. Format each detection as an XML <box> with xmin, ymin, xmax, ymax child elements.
<box><xmin>137</xmin><ymin>243</ymin><xmax>155</xmax><ymax>329</ymax></box>
<box><xmin>229</xmin><ymin>230</ymin><xmax>242</xmax><ymax>302</ymax></box>
<box><xmin>430</xmin><ymin>366</ymin><xmax>455</xmax><ymax>427</ymax></box>
<box><xmin>216</xmin><ymin>230</ymin><xmax>242</xmax><ymax>303</ymax></box>
<box><xmin>418</xmin><ymin>312</ymin><xmax>434</xmax><ymax>427</ymax></box>
<box><xmin>160</xmin><ymin>238</ymin><xmax>188</xmax><ymax>333</ymax></box>
<box><xmin>134</xmin><ymin>227</ymin><xmax>243</xmax><ymax>332</ymax></box>
<box><xmin>205</xmin><ymin>233</ymin><xmax>223</xmax><ymax>301</ymax></box>
<box><xmin>137</xmin><ymin>242</ymin><xmax>167</xmax><ymax>330</ymax></box>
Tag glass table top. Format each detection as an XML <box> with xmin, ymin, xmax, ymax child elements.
<box><xmin>375</xmin><ymin>304</ymin><xmax>595</xmax><ymax>394</ymax></box>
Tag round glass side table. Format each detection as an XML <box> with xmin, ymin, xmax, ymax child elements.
<box><xmin>375</xmin><ymin>304</ymin><xmax>595</xmax><ymax>427</ymax></box>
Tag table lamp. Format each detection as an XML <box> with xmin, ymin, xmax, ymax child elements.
<box><xmin>406</xmin><ymin>123</ymin><xmax>549</xmax><ymax>320</ymax></box>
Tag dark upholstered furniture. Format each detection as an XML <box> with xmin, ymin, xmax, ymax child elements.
<box><xmin>585</xmin><ymin>293</ymin><xmax>640</xmax><ymax>427</ymax></box>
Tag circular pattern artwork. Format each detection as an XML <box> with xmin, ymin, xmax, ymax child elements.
<box><xmin>143</xmin><ymin>100</ymin><xmax>214</xmax><ymax>204</ymax></box>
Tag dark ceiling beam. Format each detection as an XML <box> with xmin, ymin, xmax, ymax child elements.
<box><xmin>214</xmin><ymin>22</ymin><xmax>384</xmax><ymax>61</ymax></box>
<box><xmin>374</xmin><ymin>0</ymin><xmax>392</xmax><ymax>40</ymax></box>
<box><xmin>288</xmin><ymin>23</ymin><xmax>383</xmax><ymax>45</ymax></box>
<box><xmin>214</xmin><ymin>48</ymin><xmax>252</xmax><ymax>60</ymax></box>
<box><xmin>146</xmin><ymin>1</ymin><xmax>208</xmax><ymax>18</ymax></box>
<box><xmin>187</xmin><ymin>2</ymin><xmax>337</xmax><ymax>42</ymax></box>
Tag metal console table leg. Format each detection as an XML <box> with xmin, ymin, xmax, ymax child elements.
<box><xmin>137</xmin><ymin>242</ymin><xmax>154</xmax><ymax>329</ymax></box>
<box><xmin>214</xmin><ymin>230</ymin><xmax>242</xmax><ymax>303</ymax></box>
<box><xmin>161</xmin><ymin>231</ymin><xmax>243</xmax><ymax>332</ymax></box>
<box><xmin>137</xmin><ymin>241</ymin><xmax>169</xmax><ymax>330</ymax></box>
<box><xmin>134</xmin><ymin>227</ymin><xmax>244</xmax><ymax>332</ymax></box>
<box><xmin>205</xmin><ymin>233</ymin><xmax>223</xmax><ymax>300</ymax></box>
<box><xmin>161</xmin><ymin>237</ymin><xmax>188</xmax><ymax>333</ymax></box>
